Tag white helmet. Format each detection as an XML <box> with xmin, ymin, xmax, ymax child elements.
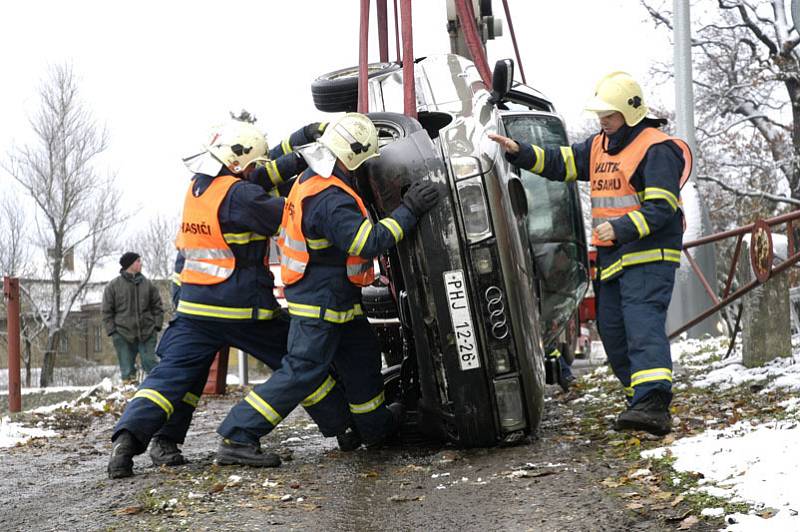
<box><xmin>320</xmin><ymin>113</ymin><xmax>379</xmax><ymax>171</ymax></box>
<box><xmin>584</xmin><ymin>71</ymin><xmax>649</xmax><ymax>127</ymax></box>
<box><xmin>205</xmin><ymin>120</ymin><xmax>268</xmax><ymax>174</ymax></box>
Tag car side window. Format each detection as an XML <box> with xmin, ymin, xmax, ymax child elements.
<box><xmin>502</xmin><ymin>114</ymin><xmax>588</xmax><ymax>344</ymax></box>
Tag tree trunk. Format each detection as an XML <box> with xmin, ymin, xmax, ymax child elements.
<box><xmin>40</xmin><ymin>332</ymin><xmax>58</xmax><ymax>387</ymax></box>
<box><xmin>24</xmin><ymin>337</ymin><xmax>32</xmax><ymax>388</ymax></box>
<box><xmin>737</xmin><ymin>240</ymin><xmax>792</xmax><ymax>367</ymax></box>
<box><xmin>787</xmin><ymin>78</ymin><xmax>800</xmax><ymax>201</ymax></box>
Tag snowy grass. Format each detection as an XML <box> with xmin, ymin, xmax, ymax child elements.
<box><xmin>643</xmin><ymin>334</ymin><xmax>800</xmax><ymax>530</ymax></box>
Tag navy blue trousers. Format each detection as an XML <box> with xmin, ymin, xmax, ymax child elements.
<box><xmin>597</xmin><ymin>262</ymin><xmax>676</xmax><ymax>405</ymax></box>
<box><xmin>218</xmin><ymin>317</ymin><xmax>393</xmax><ymax>446</ymax></box>
<box><xmin>112</xmin><ymin>314</ymin><xmax>348</xmax><ymax>449</ymax></box>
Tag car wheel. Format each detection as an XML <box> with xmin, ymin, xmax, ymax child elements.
<box><xmin>382</xmin><ymin>363</ymin><xmax>402</xmax><ymax>404</ymax></box>
<box><xmin>367</xmin><ymin>112</ymin><xmax>423</xmax><ymax>143</ymax></box>
<box><xmin>311</xmin><ymin>62</ymin><xmax>402</xmax><ymax>112</ymax></box>
<box><xmin>360</xmin><ymin>112</ymin><xmax>425</xmax><ymax>215</ymax></box>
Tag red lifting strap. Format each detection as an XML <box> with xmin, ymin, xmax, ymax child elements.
<box><xmin>454</xmin><ymin>0</ymin><xmax>492</xmax><ymax>88</ymax></box>
<box><xmin>358</xmin><ymin>0</ymin><xmax>371</xmax><ymax>113</ymax></box>
<box><xmin>501</xmin><ymin>0</ymin><xmax>526</xmax><ymax>84</ymax></box>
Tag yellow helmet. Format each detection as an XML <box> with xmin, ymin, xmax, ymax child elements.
<box><xmin>206</xmin><ymin>120</ymin><xmax>268</xmax><ymax>174</ymax></box>
<box><xmin>584</xmin><ymin>71</ymin><xmax>649</xmax><ymax>127</ymax></box>
<box><xmin>319</xmin><ymin>113</ymin><xmax>379</xmax><ymax>171</ymax></box>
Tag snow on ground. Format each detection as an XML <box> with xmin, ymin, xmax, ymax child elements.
<box><xmin>644</xmin><ymin>335</ymin><xmax>800</xmax><ymax>531</ymax></box>
<box><xmin>0</xmin><ymin>417</ymin><xmax>59</xmax><ymax>448</ymax></box>
<box><xmin>673</xmin><ymin>335</ymin><xmax>800</xmax><ymax>393</ymax></box>
<box><xmin>0</xmin><ymin>378</ymin><xmax>126</xmax><ymax>448</ymax></box>
<box><xmin>28</xmin><ymin>378</ymin><xmax>118</xmax><ymax>414</ymax></box>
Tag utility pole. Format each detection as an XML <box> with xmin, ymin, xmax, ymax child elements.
<box><xmin>669</xmin><ymin>0</ymin><xmax>718</xmax><ymax>338</ymax></box>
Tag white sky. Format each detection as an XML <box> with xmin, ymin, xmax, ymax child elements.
<box><xmin>0</xmin><ymin>0</ymin><xmax>672</xmax><ymax>227</ymax></box>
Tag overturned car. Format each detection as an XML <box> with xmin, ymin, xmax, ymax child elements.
<box><xmin>311</xmin><ymin>54</ymin><xmax>589</xmax><ymax>446</ymax></box>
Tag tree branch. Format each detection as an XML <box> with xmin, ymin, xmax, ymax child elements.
<box><xmin>698</xmin><ymin>174</ymin><xmax>800</xmax><ymax>205</ymax></box>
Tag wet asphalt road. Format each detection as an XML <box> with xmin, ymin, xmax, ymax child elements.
<box><xmin>0</xmin><ymin>369</ymin><xmax>711</xmax><ymax>531</ymax></box>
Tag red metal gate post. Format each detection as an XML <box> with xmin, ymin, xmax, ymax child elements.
<box><xmin>3</xmin><ymin>277</ymin><xmax>22</xmax><ymax>413</ymax></box>
<box><xmin>204</xmin><ymin>347</ymin><xmax>230</xmax><ymax>395</ymax></box>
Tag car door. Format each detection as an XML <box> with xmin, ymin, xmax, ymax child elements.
<box><xmin>500</xmin><ymin>112</ymin><xmax>590</xmax><ymax>347</ymax></box>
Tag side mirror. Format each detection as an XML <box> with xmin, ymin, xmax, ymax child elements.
<box><xmin>490</xmin><ymin>59</ymin><xmax>514</xmax><ymax>103</ymax></box>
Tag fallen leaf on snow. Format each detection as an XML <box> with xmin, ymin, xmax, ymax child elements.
<box><xmin>757</xmin><ymin>508</ymin><xmax>778</xmax><ymax>519</ymax></box>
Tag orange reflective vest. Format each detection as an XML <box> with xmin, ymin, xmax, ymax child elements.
<box><xmin>589</xmin><ymin>128</ymin><xmax>692</xmax><ymax>247</ymax></box>
<box><xmin>175</xmin><ymin>175</ymin><xmax>238</xmax><ymax>284</ymax></box>
<box><xmin>279</xmin><ymin>175</ymin><xmax>376</xmax><ymax>287</ymax></box>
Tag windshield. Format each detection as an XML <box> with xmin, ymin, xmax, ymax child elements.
<box><xmin>503</xmin><ymin>114</ymin><xmax>589</xmax><ymax>347</ymax></box>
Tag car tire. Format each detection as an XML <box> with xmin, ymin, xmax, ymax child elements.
<box><xmin>361</xmin><ymin>284</ymin><xmax>397</xmax><ymax>319</ymax></box>
<box><xmin>311</xmin><ymin>62</ymin><xmax>402</xmax><ymax>113</ymax></box>
<box><xmin>382</xmin><ymin>364</ymin><xmax>402</xmax><ymax>404</ymax></box>
<box><xmin>367</xmin><ymin>111</ymin><xmax>423</xmax><ymax>141</ymax></box>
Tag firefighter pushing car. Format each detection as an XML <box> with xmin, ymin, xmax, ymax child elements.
<box><xmin>216</xmin><ymin>113</ymin><xmax>440</xmax><ymax>459</ymax></box>
<box><xmin>108</xmin><ymin>120</ymin><xmax>347</xmax><ymax>478</ymax></box>
<box><xmin>490</xmin><ymin>71</ymin><xmax>692</xmax><ymax>436</ymax></box>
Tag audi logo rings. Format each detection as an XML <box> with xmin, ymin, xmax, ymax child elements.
<box><xmin>484</xmin><ymin>286</ymin><xmax>509</xmax><ymax>340</ymax></box>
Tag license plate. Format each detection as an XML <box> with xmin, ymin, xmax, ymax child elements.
<box><xmin>443</xmin><ymin>270</ymin><xmax>480</xmax><ymax>371</ymax></box>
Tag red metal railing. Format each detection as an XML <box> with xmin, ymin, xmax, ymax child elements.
<box><xmin>669</xmin><ymin>209</ymin><xmax>800</xmax><ymax>339</ymax></box>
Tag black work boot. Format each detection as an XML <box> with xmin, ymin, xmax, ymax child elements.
<box><xmin>149</xmin><ymin>436</ymin><xmax>188</xmax><ymax>467</ymax></box>
<box><xmin>107</xmin><ymin>431</ymin><xmax>140</xmax><ymax>479</ymax></box>
<box><xmin>365</xmin><ymin>402</ymin><xmax>405</xmax><ymax>448</ymax></box>
<box><xmin>387</xmin><ymin>402</ymin><xmax>405</xmax><ymax>433</ymax></box>
<box><xmin>336</xmin><ymin>427</ymin><xmax>362</xmax><ymax>452</ymax></box>
<box><xmin>615</xmin><ymin>392</ymin><xmax>672</xmax><ymax>436</ymax></box>
<box><xmin>216</xmin><ymin>439</ymin><xmax>281</xmax><ymax>467</ymax></box>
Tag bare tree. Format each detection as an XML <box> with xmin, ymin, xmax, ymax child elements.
<box><xmin>641</xmin><ymin>0</ymin><xmax>800</xmax><ymax>229</ymax></box>
<box><xmin>0</xmin><ymin>193</ymin><xmax>44</xmax><ymax>386</ymax></box>
<box><xmin>0</xmin><ymin>194</ymin><xmax>31</xmax><ymax>278</ymax></box>
<box><xmin>2</xmin><ymin>64</ymin><xmax>127</xmax><ymax>387</ymax></box>
<box><xmin>126</xmin><ymin>213</ymin><xmax>179</xmax><ymax>281</ymax></box>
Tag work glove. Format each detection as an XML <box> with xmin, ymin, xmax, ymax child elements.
<box><xmin>304</xmin><ymin>122</ymin><xmax>328</xmax><ymax>142</ymax></box>
<box><xmin>402</xmin><ymin>181</ymin><xmax>440</xmax><ymax>217</ymax></box>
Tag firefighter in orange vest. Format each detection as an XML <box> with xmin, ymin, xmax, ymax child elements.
<box><xmin>146</xmin><ymin>122</ymin><xmax>328</xmax><ymax>469</ymax></box>
<box><xmin>490</xmin><ymin>72</ymin><xmax>692</xmax><ymax>436</ymax></box>
<box><xmin>217</xmin><ymin>113</ymin><xmax>439</xmax><ymax>459</ymax></box>
<box><xmin>108</xmin><ymin>120</ymin><xmax>348</xmax><ymax>478</ymax></box>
